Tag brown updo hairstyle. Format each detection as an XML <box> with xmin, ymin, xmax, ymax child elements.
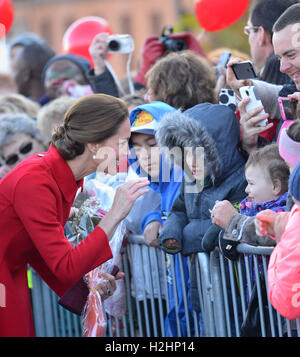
<box><xmin>51</xmin><ymin>94</ymin><xmax>129</xmax><ymax>160</ymax></box>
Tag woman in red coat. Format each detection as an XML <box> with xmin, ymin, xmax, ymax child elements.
<box><xmin>0</xmin><ymin>94</ymin><xmax>149</xmax><ymax>337</ymax></box>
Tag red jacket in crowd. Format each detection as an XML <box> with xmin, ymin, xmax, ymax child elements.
<box><xmin>0</xmin><ymin>145</ymin><xmax>112</xmax><ymax>337</ymax></box>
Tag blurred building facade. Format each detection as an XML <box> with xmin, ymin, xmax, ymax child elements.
<box><xmin>10</xmin><ymin>0</ymin><xmax>196</xmax><ymax>78</ymax></box>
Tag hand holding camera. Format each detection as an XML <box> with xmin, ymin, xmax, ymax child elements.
<box><xmin>89</xmin><ymin>33</ymin><xmax>110</xmax><ymax>75</ymax></box>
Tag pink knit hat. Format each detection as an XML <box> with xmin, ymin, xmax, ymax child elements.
<box><xmin>279</xmin><ymin>128</ymin><xmax>300</xmax><ymax>167</ymax></box>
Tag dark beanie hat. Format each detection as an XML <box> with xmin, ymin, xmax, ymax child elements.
<box><xmin>41</xmin><ymin>54</ymin><xmax>91</xmax><ymax>85</ymax></box>
<box><xmin>289</xmin><ymin>160</ymin><xmax>300</xmax><ymax>202</ymax></box>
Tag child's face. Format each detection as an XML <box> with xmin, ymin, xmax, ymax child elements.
<box><xmin>185</xmin><ymin>149</ymin><xmax>205</xmax><ymax>181</ymax></box>
<box><xmin>130</xmin><ymin>133</ymin><xmax>161</xmax><ymax>179</ymax></box>
<box><xmin>245</xmin><ymin>164</ymin><xmax>279</xmax><ymax>203</ymax></box>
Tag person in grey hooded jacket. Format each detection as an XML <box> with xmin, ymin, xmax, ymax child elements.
<box><xmin>156</xmin><ymin>102</ymin><xmax>248</xmax><ymax>311</ymax></box>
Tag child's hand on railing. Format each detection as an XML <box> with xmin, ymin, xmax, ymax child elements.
<box><xmin>255</xmin><ymin>209</ymin><xmax>277</xmax><ymax>238</ymax></box>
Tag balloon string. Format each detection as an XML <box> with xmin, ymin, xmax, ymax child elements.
<box><xmin>197</xmin><ymin>29</ymin><xmax>206</xmax><ymax>41</ymax></box>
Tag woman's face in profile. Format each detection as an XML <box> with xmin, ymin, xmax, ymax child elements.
<box><xmin>94</xmin><ymin>118</ymin><xmax>131</xmax><ymax>175</ymax></box>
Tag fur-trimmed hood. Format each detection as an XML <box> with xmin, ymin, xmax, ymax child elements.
<box><xmin>156</xmin><ymin>102</ymin><xmax>245</xmax><ymax>184</ymax></box>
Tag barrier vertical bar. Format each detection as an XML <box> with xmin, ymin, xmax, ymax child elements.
<box><xmin>209</xmin><ymin>249</ymin><xmax>226</xmax><ymax>337</ymax></box>
<box><xmin>219</xmin><ymin>252</ymin><xmax>232</xmax><ymax>336</ymax></box>
<box><xmin>169</xmin><ymin>254</ymin><xmax>181</xmax><ymax>337</ymax></box>
<box><xmin>122</xmin><ymin>246</ymin><xmax>134</xmax><ymax>337</ymax></box>
<box><xmin>145</xmin><ymin>246</ymin><xmax>158</xmax><ymax>337</ymax></box>
<box><xmin>178</xmin><ymin>253</ymin><xmax>191</xmax><ymax>337</ymax></box>
<box><xmin>228</xmin><ymin>260</ymin><xmax>240</xmax><ymax>336</ymax></box>
<box><xmin>253</xmin><ymin>255</ymin><xmax>266</xmax><ymax>337</ymax></box>
<box><xmin>197</xmin><ymin>252</ymin><xmax>215</xmax><ymax>337</ymax></box>
<box><xmin>152</xmin><ymin>247</ymin><xmax>166</xmax><ymax>336</ymax></box>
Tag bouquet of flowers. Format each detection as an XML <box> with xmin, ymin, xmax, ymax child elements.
<box><xmin>66</xmin><ymin>180</ymin><xmax>126</xmax><ymax>337</ymax></box>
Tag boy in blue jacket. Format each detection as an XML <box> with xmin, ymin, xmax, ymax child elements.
<box><xmin>128</xmin><ymin>101</ymin><xmax>198</xmax><ymax>337</ymax></box>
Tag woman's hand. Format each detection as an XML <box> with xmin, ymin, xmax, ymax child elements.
<box><xmin>144</xmin><ymin>220</ymin><xmax>162</xmax><ymax>248</ymax></box>
<box><xmin>111</xmin><ymin>178</ymin><xmax>150</xmax><ymax>220</ymax></box>
<box><xmin>97</xmin><ymin>271</ymin><xmax>125</xmax><ymax>300</ymax></box>
<box><xmin>211</xmin><ymin>200</ymin><xmax>238</xmax><ymax>230</ymax></box>
<box><xmin>238</xmin><ymin>97</ymin><xmax>273</xmax><ymax>154</ymax></box>
<box><xmin>99</xmin><ymin>178</ymin><xmax>149</xmax><ymax>240</ymax></box>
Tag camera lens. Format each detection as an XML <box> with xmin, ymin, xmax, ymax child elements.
<box><xmin>174</xmin><ymin>39</ymin><xmax>187</xmax><ymax>51</ymax></box>
<box><xmin>108</xmin><ymin>40</ymin><xmax>120</xmax><ymax>52</ymax></box>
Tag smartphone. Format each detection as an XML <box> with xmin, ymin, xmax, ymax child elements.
<box><xmin>278</xmin><ymin>97</ymin><xmax>297</xmax><ymax>121</ymax></box>
<box><xmin>217</xmin><ymin>51</ymin><xmax>231</xmax><ymax>77</ymax></box>
<box><xmin>232</xmin><ymin>61</ymin><xmax>257</xmax><ymax>80</ymax></box>
<box><xmin>239</xmin><ymin>86</ymin><xmax>268</xmax><ymax>127</ymax></box>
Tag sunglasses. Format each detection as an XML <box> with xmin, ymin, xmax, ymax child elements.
<box><xmin>2</xmin><ymin>142</ymin><xmax>33</xmax><ymax>166</ymax></box>
<box><xmin>244</xmin><ymin>25</ymin><xmax>260</xmax><ymax>36</ymax></box>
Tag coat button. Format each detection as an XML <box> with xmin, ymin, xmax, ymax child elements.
<box><xmin>232</xmin><ymin>229</ymin><xmax>238</xmax><ymax>237</ymax></box>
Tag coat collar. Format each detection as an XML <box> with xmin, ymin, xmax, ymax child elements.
<box><xmin>43</xmin><ymin>144</ymin><xmax>84</xmax><ymax>203</ymax></box>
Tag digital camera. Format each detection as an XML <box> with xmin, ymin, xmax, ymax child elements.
<box><xmin>159</xmin><ymin>25</ymin><xmax>187</xmax><ymax>53</ymax></box>
<box><xmin>107</xmin><ymin>34</ymin><xmax>135</xmax><ymax>54</ymax></box>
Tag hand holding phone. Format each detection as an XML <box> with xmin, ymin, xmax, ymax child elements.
<box><xmin>278</xmin><ymin>97</ymin><xmax>297</xmax><ymax>121</ymax></box>
<box><xmin>217</xmin><ymin>51</ymin><xmax>231</xmax><ymax>77</ymax></box>
<box><xmin>239</xmin><ymin>86</ymin><xmax>268</xmax><ymax>127</ymax></box>
<box><xmin>232</xmin><ymin>61</ymin><xmax>257</xmax><ymax>80</ymax></box>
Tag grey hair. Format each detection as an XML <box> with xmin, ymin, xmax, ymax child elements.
<box><xmin>0</xmin><ymin>113</ymin><xmax>44</xmax><ymax>149</ymax></box>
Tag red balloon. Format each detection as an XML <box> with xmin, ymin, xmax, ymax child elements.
<box><xmin>62</xmin><ymin>16</ymin><xmax>113</xmax><ymax>65</ymax></box>
<box><xmin>0</xmin><ymin>0</ymin><xmax>14</xmax><ymax>39</ymax></box>
<box><xmin>194</xmin><ymin>0</ymin><xmax>250</xmax><ymax>32</ymax></box>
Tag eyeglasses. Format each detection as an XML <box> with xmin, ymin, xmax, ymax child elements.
<box><xmin>244</xmin><ymin>25</ymin><xmax>260</xmax><ymax>36</ymax></box>
<box><xmin>2</xmin><ymin>142</ymin><xmax>33</xmax><ymax>166</ymax></box>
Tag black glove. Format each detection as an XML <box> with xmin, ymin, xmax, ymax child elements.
<box><xmin>202</xmin><ymin>224</ymin><xmax>222</xmax><ymax>252</ymax></box>
<box><xmin>218</xmin><ymin>230</ymin><xmax>240</xmax><ymax>261</ymax></box>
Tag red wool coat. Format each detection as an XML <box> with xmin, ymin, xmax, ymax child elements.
<box><xmin>0</xmin><ymin>145</ymin><xmax>113</xmax><ymax>337</ymax></box>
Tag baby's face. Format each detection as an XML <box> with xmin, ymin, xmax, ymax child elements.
<box><xmin>245</xmin><ymin>164</ymin><xmax>278</xmax><ymax>203</ymax></box>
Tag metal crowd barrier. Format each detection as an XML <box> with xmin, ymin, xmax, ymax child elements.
<box><xmin>208</xmin><ymin>244</ymin><xmax>300</xmax><ymax>337</ymax></box>
<box><xmin>30</xmin><ymin>235</ymin><xmax>300</xmax><ymax>337</ymax></box>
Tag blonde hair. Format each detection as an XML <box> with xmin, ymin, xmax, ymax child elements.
<box><xmin>206</xmin><ymin>47</ymin><xmax>251</xmax><ymax>65</ymax></box>
<box><xmin>0</xmin><ymin>93</ymin><xmax>40</xmax><ymax>118</ymax></box>
<box><xmin>37</xmin><ymin>96</ymin><xmax>76</xmax><ymax>145</ymax></box>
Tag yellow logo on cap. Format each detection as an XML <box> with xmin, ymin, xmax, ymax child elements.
<box><xmin>134</xmin><ymin>111</ymin><xmax>154</xmax><ymax>127</ymax></box>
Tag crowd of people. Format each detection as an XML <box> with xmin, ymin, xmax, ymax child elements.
<box><xmin>1</xmin><ymin>0</ymin><xmax>300</xmax><ymax>337</ymax></box>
